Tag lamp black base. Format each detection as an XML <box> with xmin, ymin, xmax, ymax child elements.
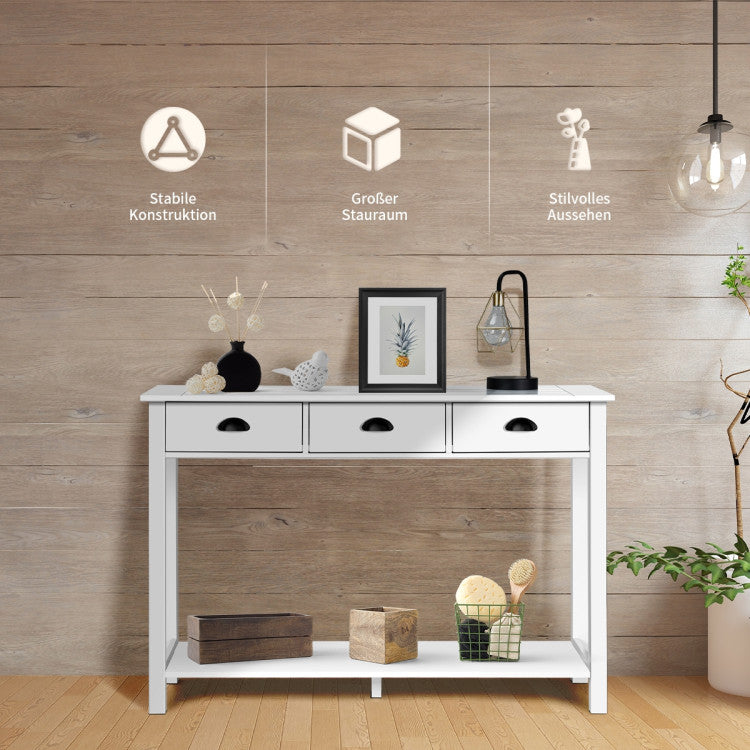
<box><xmin>486</xmin><ymin>375</ymin><xmax>539</xmax><ymax>392</ymax></box>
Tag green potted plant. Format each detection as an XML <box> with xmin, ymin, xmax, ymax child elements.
<box><xmin>607</xmin><ymin>248</ymin><xmax>750</xmax><ymax>696</ymax></box>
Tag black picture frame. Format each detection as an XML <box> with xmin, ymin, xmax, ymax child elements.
<box><xmin>358</xmin><ymin>287</ymin><xmax>446</xmax><ymax>393</ymax></box>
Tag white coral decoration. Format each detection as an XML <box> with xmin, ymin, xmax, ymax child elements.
<box><xmin>186</xmin><ymin>374</ymin><xmax>204</xmax><ymax>395</ymax></box>
<box><xmin>203</xmin><ymin>374</ymin><xmax>226</xmax><ymax>394</ymax></box>
<box><xmin>201</xmin><ymin>362</ymin><xmax>218</xmax><ymax>377</ymax></box>
<box><xmin>246</xmin><ymin>313</ymin><xmax>264</xmax><ymax>332</ymax></box>
<box><xmin>227</xmin><ymin>291</ymin><xmax>244</xmax><ymax>310</ymax></box>
<box><xmin>208</xmin><ymin>314</ymin><xmax>225</xmax><ymax>332</ymax></box>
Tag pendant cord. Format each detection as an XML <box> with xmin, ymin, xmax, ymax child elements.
<box><xmin>713</xmin><ymin>0</ymin><xmax>719</xmax><ymax>115</ymax></box>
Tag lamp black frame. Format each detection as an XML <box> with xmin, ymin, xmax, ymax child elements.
<box><xmin>486</xmin><ymin>270</ymin><xmax>538</xmax><ymax>392</ymax></box>
<box><xmin>697</xmin><ymin>0</ymin><xmax>733</xmax><ymax>145</ymax></box>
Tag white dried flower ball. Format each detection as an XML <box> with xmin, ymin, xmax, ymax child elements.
<box><xmin>201</xmin><ymin>362</ymin><xmax>218</xmax><ymax>377</ymax></box>
<box><xmin>186</xmin><ymin>374</ymin><xmax>204</xmax><ymax>395</ymax></box>
<box><xmin>203</xmin><ymin>374</ymin><xmax>225</xmax><ymax>394</ymax></box>
<box><xmin>227</xmin><ymin>291</ymin><xmax>244</xmax><ymax>310</ymax></box>
<box><xmin>208</xmin><ymin>314</ymin><xmax>225</xmax><ymax>332</ymax></box>
<box><xmin>246</xmin><ymin>313</ymin><xmax>264</xmax><ymax>332</ymax></box>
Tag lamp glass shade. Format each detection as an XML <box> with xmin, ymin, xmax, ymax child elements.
<box><xmin>480</xmin><ymin>303</ymin><xmax>511</xmax><ymax>347</ymax></box>
<box><xmin>668</xmin><ymin>129</ymin><xmax>750</xmax><ymax>216</ymax></box>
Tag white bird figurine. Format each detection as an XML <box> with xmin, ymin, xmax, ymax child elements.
<box><xmin>273</xmin><ymin>351</ymin><xmax>329</xmax><ymax>391</ymax></box>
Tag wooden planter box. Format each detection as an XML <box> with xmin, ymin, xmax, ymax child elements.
<box><xmin>187</xmin><ymin>613</ymin><xmax>312</xmax><ymax>664</ymax></box>
<box><xmin>349</xmin><ymin>607</ymin><xmax>418</xmax><ymax>664</ymax></box>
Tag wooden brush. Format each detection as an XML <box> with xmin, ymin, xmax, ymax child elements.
<box><xmin>508</xmin><ymin>559</ymin><xmax>537</xmax><ymax>613</ymax></box>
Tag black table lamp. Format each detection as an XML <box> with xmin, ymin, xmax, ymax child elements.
<box><xmin>476</xmin><ymin>270</ymin><xmax>538</xmax><ymax>392</ymax></box>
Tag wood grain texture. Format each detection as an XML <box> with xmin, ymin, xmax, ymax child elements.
<box><xmin>3</xmin><ymin>0</ymin><xmax>748</xmax><ymax>677</ymax></box>
<box><xmin>5</xmin><ymin>3</ymin><xmax>750</xmax><ymax>45</ymax></box>
<box><xmin>2</xmin><ymin>676</ymin><xmax>749</xmax><ymax>749</ymax></box>
<box><xmin>187</xmin><ymin>613</ymin><xmax>312</xmax><ymax>641</ymax></box>
<box><xmin>187</xmin><ymin>634</ymin><xmax>312</xmax><ymax>664</ymax></box>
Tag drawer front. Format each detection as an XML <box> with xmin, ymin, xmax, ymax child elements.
<box><xmin>452</xmin><ymin>403</ymin><xmax>589</xmax><ymax>453</ymax></box>
<box><xmin>165</xmin><ymin>403</ymin><xmax>302</xmax><ymax>452</ymax></box>
<box><xmin>309</xmin><ymin>403</ymin><xmax>446</xmax><ymax>453</ymax></box>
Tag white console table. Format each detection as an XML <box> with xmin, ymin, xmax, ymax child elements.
<box><xmin>141</xmin><ymin>384</ymin><xmax>613</xmax><ymax>714</ymax></box>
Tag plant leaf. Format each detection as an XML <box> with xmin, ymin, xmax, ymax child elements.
<box><xmin>664</xmin><ymin>546</ymin><xmax>687</xmax><ymax>558</ymax></box>
<box><xmin>627</xmin><ymin>558</ymin><xmax>644</xmax><ymax>575</ymax></box>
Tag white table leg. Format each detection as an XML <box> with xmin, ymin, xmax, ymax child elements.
<box><xmin>588</xmin><ymin>402</ymin><xmax>608</xmax><ymax>713</ymax></box>
<box><xmin>370</xmin><ymin>677</ymin><xmax>382</xmax><ymax>698</ymax></box>
<box><xmin>149</xmin><ymin>403</ymin><xmax>168</xmax><ymax>714</ymax></box>
<box><xmin>571</xmin><ymin>456</ymin><xmax>590</xmax><ymax>685</ymax></box>
<box><xmin>165</xmin><ymin>458</ymin><xmax>178</xmax><ymax>684</ymax></box>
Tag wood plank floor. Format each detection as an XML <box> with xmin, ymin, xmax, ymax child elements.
<box><xmin>0</xmin><ymin>675</ymin><xmax>747</xmax><ymax>749</ymax></box>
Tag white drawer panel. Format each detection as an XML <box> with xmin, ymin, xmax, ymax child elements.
<box><xmin>452</xmin><ymin>403</ymin><xmax>589</xmax><ymax>453</ymax></box>
<box><xmin>309</xmin><ymin>403</ymin><xmax>446</xmax><ymax>453</ymax></box>
<box><xmin>165</xmin><ymin>403</ymin><xmax>302</xmax><ymax>452</ymax></box>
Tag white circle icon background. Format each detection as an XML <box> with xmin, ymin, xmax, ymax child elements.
<box><xmin>140</xmin><ymin>107</ymin><xmax>206</xmax><ymax>172</ymax></box>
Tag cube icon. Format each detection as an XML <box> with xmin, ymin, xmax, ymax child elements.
<box><xmin>343</xmin><ymin>107</ymin><xmax>401</xmax><ymax>172</ymax></box>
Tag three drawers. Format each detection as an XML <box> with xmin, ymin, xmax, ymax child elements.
<box><xmin>165</xmin><ymin>403</ymin><xmax>302</xmax><ymax>452</ymax></box>
<box><xmin>164</xmin><ymin>401</ymin><xmax>588</xmax><ymax>454</ymax></box>
<box><xmin>452</xmin><ymin>403</ymin><xmax>589</xmax><ymax>453</ymax></box>
<box><xmin>309</xmin><ymin>403</ymin><xmax>446</xmax><ymax>453</ymax></box>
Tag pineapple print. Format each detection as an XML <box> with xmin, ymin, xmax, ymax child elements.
<box><xmin>389</xmin><ymin>314</ymin><xmax>418</xmax><ymax>368</ymax></box>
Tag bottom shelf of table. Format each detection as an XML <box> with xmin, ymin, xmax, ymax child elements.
<box><xmin>166</xmin><ymin>640</ymin><xmax>590</xmax><ymax>681</ymax></box>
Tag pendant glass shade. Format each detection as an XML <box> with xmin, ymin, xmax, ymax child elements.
<box><xmin>668</xmin><ymin>0</ymin><xmax>750</xmax><ymax>216</ymax></box>
<box><xmin>668</xmin><ymin>128</ymin><xmax>750</xmax><ymax>216</ymax></box>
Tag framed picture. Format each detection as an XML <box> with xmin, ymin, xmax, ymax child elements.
<box><xmin>358</xmin><ymin>288</ymin><xmax>446</xmax><ymax>393</ymax></box>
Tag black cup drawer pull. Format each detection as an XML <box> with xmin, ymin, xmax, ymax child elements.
<box><xmin>504</xmin><ymin>417</ymin><xmax>538</xmax><ymax>432</ymax></box>
<box><xmin>217</xmin><ymin>417</ymin><xmax>250</xmax><ymax>432</ymax></box>
<box><xmin>360</xmin><ymin>417</ymin><xmax>394</xmax><ymax>432</ymax></box>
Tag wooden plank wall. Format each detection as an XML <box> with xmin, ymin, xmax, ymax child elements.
<box><xmin>1</xmin><ymin>1</ymin><xmax>749</xmax><ymax>675</ymax></box>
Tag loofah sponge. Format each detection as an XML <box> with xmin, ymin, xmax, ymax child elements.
<box><xmin>456</xmin><ymin>575</ymin><xmax>507</xmax><ymax>625</ymax></box>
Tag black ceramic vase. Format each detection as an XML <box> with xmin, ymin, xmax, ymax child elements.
<box><xmin>217</xmin><ymin>341</ymin><xmax>261</xmax><ymax>392</ymax></box>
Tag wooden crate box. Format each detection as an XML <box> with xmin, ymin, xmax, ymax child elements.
<box><xmin>187</xmin><ymin>613</ymin><xmax>312</xmax><ymax>664</ymax></box>
<box><xmin>349</xmin><ymin>607</ymin><xmax>418</xmax><ymax>664</ymax></box>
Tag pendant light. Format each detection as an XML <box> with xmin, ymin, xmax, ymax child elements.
<box><xmin>668</xmin><ymin>0</ymin><xmax>750</xmax><ymax>216</ymax></box>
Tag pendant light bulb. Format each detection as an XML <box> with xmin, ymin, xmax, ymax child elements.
<box><xmin>707</xmin><ymin>141</ymin><xmax>724</xmax><ymax>188</ymax></box>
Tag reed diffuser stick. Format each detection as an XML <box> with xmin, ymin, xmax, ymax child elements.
<box><xmin>201</xmin><ymin>284</ymin><xmax>231</xmax><ymax>341</ymax></box>
<box><xmin>209</xmin><ymin>288</ymin><xmax>222</xmax><ymax>316</ymax></box>
<box><xmin>201</xmin><ymin>285</ymin><xmax>222</xmax><ymax>316</ymax></box>
<box><xmin>249</xmin><ymin>280</ymin><xmax>268</xmax><ymax>319</ymax></box>
<box><xmin>201</xmin><ymin>284</ymin><xmax>215</xmax><ymax>311</ymax></box>
<box><xmin>210</xmin><ymin>288</ymin><xmax>233</xmax><ymax>342</ymax></box>
<box><xmin>235</xmin><ymin>276</ymin><xmax>241</xmax><ymax>341</ymax></box>
<box><xmin>240</xmin><ymin>280</ymin><xmax>269</xmax><ymax>340</ymax></box>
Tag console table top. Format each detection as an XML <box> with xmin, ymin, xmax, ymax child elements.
<box><xmin>141</xmin><ymin>384</ymin><xmax>614</xmax><ymax>403</ymax></box>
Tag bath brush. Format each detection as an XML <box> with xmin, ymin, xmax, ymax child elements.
<box><xmin>508</xmin><ymin>558</ymin><xmax>537</xmax><ymax>611</ymax></box>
